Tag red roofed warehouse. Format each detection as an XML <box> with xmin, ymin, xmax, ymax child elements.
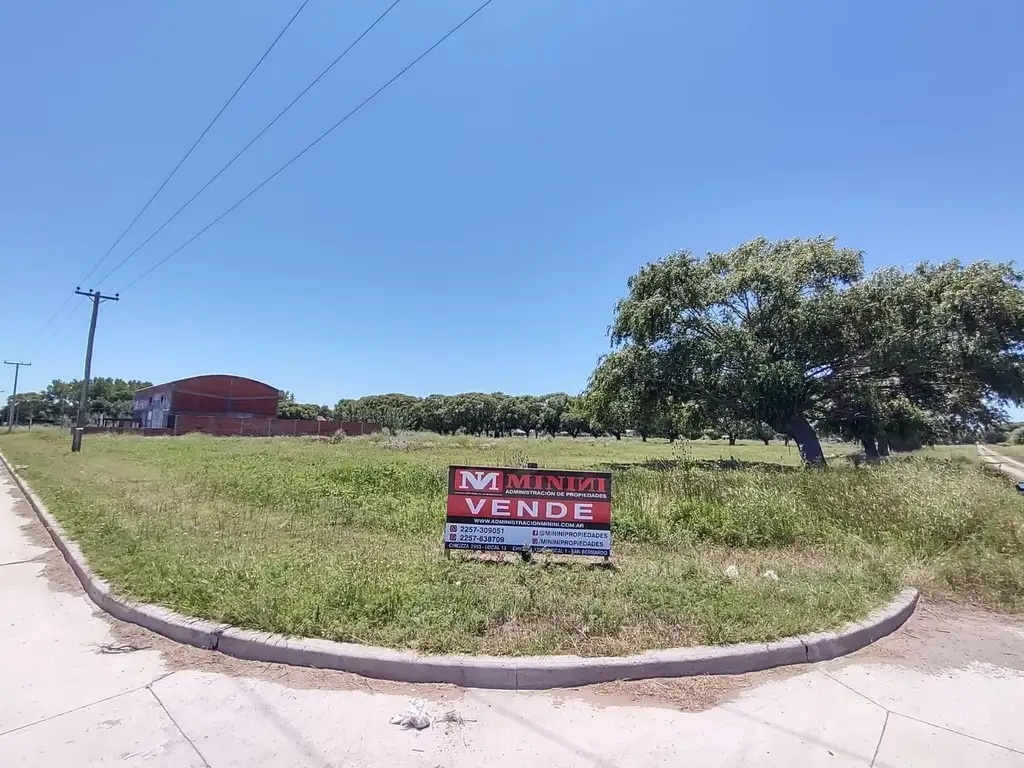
<box><xmin>133</xmin><ymin>375</ymin><xmax>279</xmax><ymax>429</ymax></box>
<box><xmin>129</xmin><ymin>375</ymin><xmax>379</xmax><ymax>438</ymax></box>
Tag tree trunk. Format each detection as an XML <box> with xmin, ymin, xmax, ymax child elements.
<box><xmin>614</xmin><ymin>431</ymin><xmax>622</xmax><ymax>440</ymax></box>
<box><xmin>761</xmin><ymin>437</ymin><xmax>770</xmax><ymax>446</ymax></box>
<box><xmin>861</xmin><ymin>437</ymin><xmax>880</xmax><ymax>461</ymax></box>
<box><xmin>877</xmin><ymin>434</ymin><xmax>890</xmax><ymax>456</ymax></box>
<box><xmin>783</xmin><ymin>414</ymin><xmax>826</xmax><ymax>467</ymax></box>
<box><xmin>728</xmin><ymin>434</ymin><xmax>737</xmax><ymax>446</ymax></box>
<box><xmin>641</xmin><ymin>434</ymin><xmax>647</xmax><ymax>442</ymax></box>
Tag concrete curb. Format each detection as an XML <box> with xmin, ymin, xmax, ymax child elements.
<box><xmin>1</xmin><ymin>450</ymin><xmax>918</xmax><ymax>690</ymax></box>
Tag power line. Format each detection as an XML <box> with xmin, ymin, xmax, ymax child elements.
<box><xmin>4</xmin><ymin>361</ymin><xmax>31</xmax><ymax>432</ymax></box>
<box><xmin>95</xmin><ymin>0</ymin><xmax>406</xmax><ymax>288</ymax></box>
<box><xmin>76</xmin><ymin>0</ymin><xmax>312</xmax><ymax>288</ymax></box>
<box><xmin>33</xmin><ymin>0</ymin><xmax>310</xmax><ymax>342</ymax></box>
<box><xmin>119</xmin><ymin>0</ymin><xmax>498</xmax><ymax>293</ymax></box>
<box><xmin>36</xmin><ymin>292</ymin><xmax>76</xmax><ymax>339</ymax></box>
<box><xmin>45</xmin><ymin>301</ymin><xmax>87</xmax><ymax>343</ymax></box>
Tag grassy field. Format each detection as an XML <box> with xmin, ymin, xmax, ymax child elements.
<box><xmin>992</xmin><ymin>444</ymin><xmax>1024</xmax><ymax>463</ymax></box>
<box><xmin>921</xmin><ymin>444</ymin><xmax>991</xmax><ymax>467</ymax></box>
<box><xmin>1</xmin><ymin>430</ymin><xmax>1021</xmax><ymax>656</ymax></box>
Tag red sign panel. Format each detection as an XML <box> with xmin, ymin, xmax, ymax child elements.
<box><xmin>446</xmin><ymin>466</ymin><xmax>612</xmax><ymax>557</ymax></box>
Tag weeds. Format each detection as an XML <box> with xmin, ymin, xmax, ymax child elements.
<box><xmin>1</xmin><ymin>430</ymin><xmax>1020</xmax><ymax>656</ymax></box>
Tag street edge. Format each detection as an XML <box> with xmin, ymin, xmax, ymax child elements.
<box><xmin>1</xmin><ymin>450</ymin><xmax>918</xmax><ymax>690</ymax></box>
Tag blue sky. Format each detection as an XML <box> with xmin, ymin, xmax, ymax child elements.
<box><xmin>1</xmin><ymin>0</ymin><xmax>1021</xmax><ymax>412</ymax></box>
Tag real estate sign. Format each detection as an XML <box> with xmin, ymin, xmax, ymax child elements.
<box><xmin>445</xmin><ymin>466</ymin><xmax>612</xmax><ymax>557</ymax></box>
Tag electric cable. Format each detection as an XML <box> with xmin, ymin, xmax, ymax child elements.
<box><xmin>119</xmin><ymin>0</ymin><xmax>497</xmax><ymax>292</ymax></box>
<box><xmin>95</xmin><ymin>0</ymin><xmax>406</xmax><ymax>287</ymax></box>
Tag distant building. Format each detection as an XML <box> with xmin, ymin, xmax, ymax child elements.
<box><xmin>133</xmin><ymin>375</ymin><xmax>280</xmax><ymax>429</ymax></box>
<box><xmin>125</xmin><ymin>374</ymin><xmax>380</xmax><ymax>438</ymax></box>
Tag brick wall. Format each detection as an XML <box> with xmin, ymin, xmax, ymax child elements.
<box><xmin>83</xmin><ymin>426</ymin><xmax>171</xmax><ymax>437</ymax></box>
<box><xmin>83</xmin><ymin>418</ymin><xmax>380</xmax><ymax>438</ymax></box>
<box><xmin>175</xmin><ymin>415</ymin><xmax>380</xmax><ymax>437</ymax></box>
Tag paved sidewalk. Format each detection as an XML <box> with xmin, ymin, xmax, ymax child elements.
<box><xmin>2</xmin><ymin>465</ymin><xmax>1023</xmax><ymax>767</ymax></box>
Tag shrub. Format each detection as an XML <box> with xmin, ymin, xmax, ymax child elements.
<box><xmin>983</xmin><ymin>428</ymin><xmax>1007</xmax><ymax>444</ymax></box>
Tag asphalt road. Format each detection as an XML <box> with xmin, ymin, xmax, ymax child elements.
<box><xmin>2</xmin><ymin>464</ymin><xmax>1023</xmax><ymax>767</ymax></box>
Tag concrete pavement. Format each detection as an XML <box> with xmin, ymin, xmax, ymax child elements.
<box><xmin>3</xmin><ymin>464</ymin><xmax>1023</xmax><ymax>766</ymax></box>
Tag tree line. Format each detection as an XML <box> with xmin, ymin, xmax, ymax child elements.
<box><xmin>289</xmin><ymin>238</ymin><xmax>1024</xmax><ymax>458</ymax></box>
<box><xmin>9</xmin><ymin>238</ymin><xmax>1021</xmax><ymax>464</ymax></box>
<box><xmin>329</xmin><ymin>393</ymin><xmax>593</xmax><ymax>437</ymax></box>
<box><xmin>290</xmin><ymin>392</ymin><xmax>819</xmax><ymax>444</ymax></box>
<box><xmin>2</xmin><ymin>378</ymin><xmax>152</xmax><ymax>426</ymax></box>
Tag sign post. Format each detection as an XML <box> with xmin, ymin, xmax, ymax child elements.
<box><xmin>522</xmin><ymin>462</ymin><xmax>538</xmax><ymax>562</ymax></box>
<box><xmin>445</xmin><ymin>465</ymin><xmax>612</xmax><ymax>559</ymax></box>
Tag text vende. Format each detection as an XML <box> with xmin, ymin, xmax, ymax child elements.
<box><xmin>446</xmin><ymin>495</ymin><xmax>611</xmax><ymax>524</ymax></box>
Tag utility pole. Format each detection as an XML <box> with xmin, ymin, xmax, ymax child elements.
<box><xmin>4</xmin><ymin>361</ymin><xmax>31</xmax><ymax>433</ymax></box>
<box><xmin>72</xmin><ymin>288</ymin><xmax>119</xmax><ymax>452</ymax></box>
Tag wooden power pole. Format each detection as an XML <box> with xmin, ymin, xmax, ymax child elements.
<box><xmin>3</xmin><ymin>360</ymin><xmax>31</xmax><ymax>433</ymax></box>
<box><xmin>71</xmin><ymin>288</ymin><xmax>119</xmax><ymax>452</ymax></box>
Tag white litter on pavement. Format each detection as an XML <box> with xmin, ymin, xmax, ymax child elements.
<box><xmin>390</xmin><ymin>698</ymin><xmax>432</xmax><ymax>730</ymax></box>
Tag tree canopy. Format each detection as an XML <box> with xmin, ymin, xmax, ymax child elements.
<box><xmin>332</xmin><ymin>392</ymin><xmax>591</xmax><ymax>437</ymax></box>
<box><xmin>2</xmin><ymin>378</ymin><xmax>152</xmax><ymax>426</ymax></box>
<box><xmin>602</xmin><ymin>236</ymin><xmax>1024</xmax><ymax>465</ymax></box>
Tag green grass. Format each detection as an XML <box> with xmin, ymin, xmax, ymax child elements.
<box><xmin>920</xmin><ymin>444</ymin><xmax>985</xmax><ymax>463</ymax></box>
<box><xmin>1</xmin><ymin>429</ymin><xmax>1021</xmax><ymax>656</ymax></box>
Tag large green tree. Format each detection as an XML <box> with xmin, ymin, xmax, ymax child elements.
<box><xmin>610</xmin><ymin>237</ymin><xmax>862</xmax><ymax>463</ymax></box>
<box><xmin>585</xmin><ymin>350</ymin><xmax>647</xmax><ymax>440</ymax></box>
<box><xmin>333</xmin><ymin>393</ymin><xmax>421</xmax><ymax>432</ymax></box>
<box><xmin>608</xmin><ymin>237</ymin><xmax>1024</xmax><ymax>466</ymax></box>
<box><xmin>561</xmin><ymin>396</ymin><xmax>590</xmax><ymax>437</ymax></box>
<box><xmin>278</xmin><ymin>401</ymin><xmax>330</xmax><ymax>420</ymax></box>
